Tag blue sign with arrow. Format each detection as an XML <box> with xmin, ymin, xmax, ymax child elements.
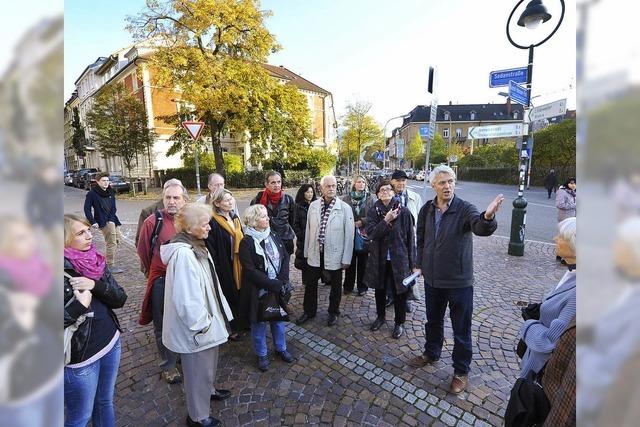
<box><xmin>509</xmin><ymin>80</ymin><xmax>529</xmax><ymax>106</ymax></box>
<box><xmin>489</xmin><ymin>67</ymin><xmax>527</xmax><ymax>88</ymax></box>
<box><xmin>419</xmin><ymin>126</ymin><xmax>430</xmax><ymax>139</ymax></box>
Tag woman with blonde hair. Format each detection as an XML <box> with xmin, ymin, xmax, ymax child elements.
<box><xmin>205</xmin><ymin>187</ymin><xmax>247</xmax><ymax>340</ymax></box>
<box><xmin>63</xmin><ymin>214</ymin><xmax>127</xmax><ymax>426</ymax></box>
<box><xmin>161</xmin><ymin>203</ymin><xmax>233</xmax><ymax>427</ymax></box>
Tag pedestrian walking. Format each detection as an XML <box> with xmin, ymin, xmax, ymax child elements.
<box><xmin>64</xmin><ymin>214</ymin><xmax>127</xmax><ymax>427</ymax></box>
<box><xmin>239</xmin><ymin>204</ymin><xmax>294</xmax><ymax>372</ymax></box>
<box><xmin>136</xmin><ymin>180</ymin><xmax>188</xmax><ymax>384</ymax></box>
<box><xmin>341</xmin><ymin>175</ymin><xmax>375</xmax><ymax>296</ymax></box>
<box><xmin>293</xmin><ymin>183</ymin><xmax>315</xmax><ymax>272</ymax></box>
<box><xmin>250</xmin><ymin>171</ymin><xmax>296</xmax><ymax>255</ymax></box>
<box><xmin>196</xmin><ymin>173</ymin><xmax>226</xmax><ymax>205</ymax></box>
<box><xmin>161</xmin><ymin>203</ymin><xmax>233</xmax><ymax>427</ymax></box>
<box><xmin>365</xmin><ymin>180</ymin><xmax>418</xmax><ymax>339</ymax></box>
<box><xmin>556</xmin><ymin>177</ymin><xmax>576</xmax><ymax>222</ymax></box>
<box><xmin>83</xmin><ymin>172</ymin><xmax>124</xmax><ymax>273</ymax></box>
<box><xmin>205</xmin><ymin>188</ymin><xmax>247</xmax><ymax>340</ymax></box>
<box><xmin>296</xmin><ymin>175</ymin><xmax>354</xmax><ymax>327</ymax></box>
<box><xmin>408</xmin><ymin>165</ymin><xmax>503</xmax><ymax>394</ymax></box>
<box><xmin>544</xmin><ymin>169</ymin><xmax>558</xmax><ymax>199</ymax></box>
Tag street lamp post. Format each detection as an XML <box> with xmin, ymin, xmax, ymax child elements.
<box><xmin>506</xmin><ymin>0</ymin><xmax>565</xmax><ymax>256</ymax></box>
<box><xmin>442</xmin><ymin>109</ymin><xmax>453</xmax><ymax>165</ymax></box>
<box><xmin>382</xmin><ymin>114</ymin><xmax>411</xmax><ymax>171</ymax></box>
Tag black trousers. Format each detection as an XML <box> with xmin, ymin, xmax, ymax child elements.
<box><xmin>343</xmin><ymin>250</ymin><xmax>368</xmax><ymax>293</ymax></box>
<box><xmin>302</xmin><ymin>251</ymin><xmax>343</xmax><ymax>316</ymax></box>
<box><xmin>374</xmin><ymin>262</ymin><xmax>407</xmax><ymax>324</ymax></box>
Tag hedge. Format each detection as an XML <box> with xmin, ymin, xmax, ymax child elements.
<box><xmin>457</xmin><ymin>165</ymin><xmax>576</xmax><ymax>186</ymax></box>
<box><xmin>155</xmin><ymin>168</ymin><xmax>317</xmax><ymax>189</ymax></box>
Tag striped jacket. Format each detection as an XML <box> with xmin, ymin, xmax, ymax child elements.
<box><xmin>519</xmin><ymin>270</ymin><xmax>576</xmax><ymax>377</ymax></box>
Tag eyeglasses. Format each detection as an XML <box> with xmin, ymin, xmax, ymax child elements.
<box><xmin>378</xmin><ymin>187</ymin><xmax>394</xmax><ymax>193</ymax></box>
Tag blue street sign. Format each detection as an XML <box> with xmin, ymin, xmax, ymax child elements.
<box><xmin>489</xmin><ymin>67</ymin><xmax>527</xmax><ymax>88</ymax></box>
<box><xmin>419</xmin><ymin>126</ymin><xmax>430</xmax><ymax>139</ymax></box>
<box><xmin>509</xmin><ymin>80</ymin><xmax>529</xmax><ymax>106</ymax></box>
<box><xmin>374</xmin><ymin>151</ymin><xmax>384</xmax><ymax>161</ymax></box>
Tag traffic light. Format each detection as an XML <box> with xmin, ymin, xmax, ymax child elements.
<box><xmin>428</xmin><ymin>66</ymin><xmax>435</xmax><ymax>94</ymax></box>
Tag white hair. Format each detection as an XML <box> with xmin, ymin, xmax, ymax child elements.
<box><xmin>320</xmin><ymin>175</ymin><xmax>336</xmax><ymax>186</ymax></box>
<box><xmin>163</xmin><ymin>178</ymin><xmax>189</xmax><ymax>201</ymax></box>
<box><xmin>242</xmin><ymin>204</ymin><xmax>266</xmax><ymax>228</ymax></box>
<box><xmin>557</xmin><ymin>217</ymin><xmax>576</xmax><ymax>253</ymax></box>
<box><xmin>428</xmin><ymin>165</ymin><xmax>456</xmax><ymax>184</ymax></box>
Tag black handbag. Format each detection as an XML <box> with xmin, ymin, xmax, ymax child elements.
<box><xmin>257</xmin><ymin>290</ymin><xmax>289</xmax><ymax>322</ymax></box>
<box><xmin>516</xmin><ymin>303</ymin><xmax>541</xmax><ymax>359</ymax></box>
<box><xmin>504</xmin><ymin>370</ymin><xmax>550</xmax><ymax>427</ymax></box>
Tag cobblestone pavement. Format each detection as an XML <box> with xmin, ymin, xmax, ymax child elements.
<box><xmin>86</xmin><ymin>219</ymin><xmax>564</xmax><ymax>427</ymax></box>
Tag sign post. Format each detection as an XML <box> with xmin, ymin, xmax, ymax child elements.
<box><xmin>529</xmin><ymin>98</ymin><xmax>567</xmax><ymax>122</ymax></box>
<box><xmin>489</xmin><ymin>67</ymin><xmax>528</xmax><ymax>87</ymax></box>
<box><xmin>182</xmin><ymin>121</ymin><xmax>205</xmax><ymax>195</ymax></box>
<box><xmin>508</xmin><ymin>80</ymin><xmax>529</xmax><ymax>106</ymax></box>
<box><xmin>468</xmin><ymin>123</ymin><xmax>528</xmax><ymax>139</ymax></box>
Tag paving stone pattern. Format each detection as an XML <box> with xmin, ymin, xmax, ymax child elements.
<box><xmin>100</xmin><ymin>224</ymin><xmax>564</xmax><ymax>427</ymax></box>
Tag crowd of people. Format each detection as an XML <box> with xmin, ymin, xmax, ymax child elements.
<box><xmin>64</xmin><ymin>166</ymin><xmax>578</xmax><ymax>427</ymax></box>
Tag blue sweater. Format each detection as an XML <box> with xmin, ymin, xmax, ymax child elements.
<box><xmin>519</xmin><ymin>270</ymin><xmax>576</xmax><ymax>377</ymax></box>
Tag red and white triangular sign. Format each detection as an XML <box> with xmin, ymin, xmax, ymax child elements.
<box><xmin>182</xmin><ymin>121</ymin><xmax>205</xmax><ymax>140</ymax></box>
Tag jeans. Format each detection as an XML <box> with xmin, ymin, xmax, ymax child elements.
<box><xmin>64</xmin><ymin>337</ymin><xmax>121</xmax><ymax>427</ymax></box>
<box><xmin>303</xmin><ymin>252</ymin><xmax>343</xmax><ymax>315</ymax></box>
<box><xmin>151</xmin><ymin>277</ymin><xmax>177</xmax><ymax>370</ymax></box>
<box><xmin>423</xmin><ymin>285</ymin><xmax>474</xmax><ymax>375</ymax></box>
<box><xmin>250</xmin><ymin>321</ymin><xmax>287</xmax><ymax>357</ymax></box>
<box><xmin>374</xmin><ymin>262</ymin><xmax>407</xmax><ymax>324</ymax></box>
<box><xmin>343</xmin><ymin>250</ymin><xmax>368</xmax><ymax>293</ymax></box>
<box><xmin>99</xmin><ymin>222</ymin><xmax>122</xmax><ymax>267</ymax></box>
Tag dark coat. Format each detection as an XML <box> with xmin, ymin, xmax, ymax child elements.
<box><xmin>83</xmin><ymin>187</ymin><xmax>122</xmax><ymax>228</ymax></box>
<box><xmin>342</xmin><ymin>192</ymin><xmax>375</xmax><ymax>226</ymax></box>
<box><xmin>204</xmin><ymin>215</ymin><xmax>247</xmax><ymax>329</ymax></box>
<box><xmin>544</xmin><ymin>172</ymin><xmax>558</xmax><ymax>190</ymax></box>
<box><xmin>250</xmin><ymin>191</ymin><xmax>296</xmax><ymax>247</ymax></box>
<box><xmin>238</xmin><ymin>233</ymin><xmax>290</xmax><ymax>324</ymax></box>
<box><xmin>293</xmin><ymin>201</ymin><xmax>310</xmax><ymax>264</ymax></box>
<box><xmin>364</xmin><ymin>199</ymin><xmax>416</xmax><ymax>293</ymax></box>
<box><xmin>64</xmin><ymin>258</ymin><xmax>127</xmax><ymax>365</ymax></box>
<box><xmin>416</xmin><ymin>195</ymin><xmax>497</xmax><ymax>289</ymax></box>
<box><xmin>542</xmin><ymin>318</ymin><xmax>576</xmax><ymax>427</ymax></box>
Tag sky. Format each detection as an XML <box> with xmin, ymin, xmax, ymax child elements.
<box><xmin>64</xmin><ymin>0</ymin><xmax>578</xmax><ymax>132</ymax></box>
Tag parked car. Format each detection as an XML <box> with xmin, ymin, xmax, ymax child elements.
<box><xmin>74</xmin><ymin>168</ymin><xmax>98</xmax><ymax>188</ymax></box>
<box><xmin>64</xmin><ymin>170</ymin><xmax>76</xmax><ymax>185</ymax></box>
<box><xmin>404</xmin><ymin>169</ymin><xmax>415</xmax><ymax>180</ymax></box>
<box><xmin>415</xmin><ymin>170</ymin><xmax>426</xmax><ymax>181</ymax></box>
<box><xmin>109</xmin><ymin>174</ymin><xmax>131</xmax><ymax>193</ymax></box>
<box><xmin>84</xmin><ymin>172</ymin><xmax>98</xmax><ymax>190</ymax></box>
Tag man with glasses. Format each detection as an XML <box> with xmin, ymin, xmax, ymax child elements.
<box><xmin>297</xmin><ymin>175</ymin><xmax>354</xmax><ymax>327</ymax></box>
<box><xmin>84</xmin><ymin>171</ymin><xmax>124</xmax><ymax>273</ymax></box>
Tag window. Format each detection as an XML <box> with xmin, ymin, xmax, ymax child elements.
<box><xmin>513</xmin><ymin>111</ymin><xmax>519</xmax><ymax>119</ymax></box>
<box><xmin>456</xmin><ymin>128</ymin><xmax>462</xmax><ymax>138</ymax></box>
<box><xmin>444</xmin><ymin>112</ymin><xmax>450</xmax><ymax>121</ymax></box>
<box><xmin>443</xmin><ymin>128</ymin><xmax>449</xmax><ymax>138</ymax></box>
<box><xmin>470</xmin><ymin>111</ymin><xmax>476</xmax><ymax>120</ymax></box>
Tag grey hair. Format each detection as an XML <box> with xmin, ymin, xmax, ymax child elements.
<box><xmin>162</xmin><ymin>178</ymin><xmax>189</xmax><ymax>201</ymax></box>
<box><xmin>211</xmin><ymin>187</ymin><xmax>233</xmax><ymax>207</ymax></box>
<box><xmin>428</xmin><ymin>165</ymin><xmax>456</xmax><ymax>184</ymax></box>
<box><xmin>242</xmin><ymin>204</ymin><xmax>267</xmax><ymax>228</ymax></box>
<box><xmin>320</xmin><ymin>175</ymin><xmax>336</xmax><ymax>186</ymax></box>
<box><xmin>557</xmin><ymin>217</ymin><xmax>576</xmax><ymax>253</ymax></box>
<box><xmin>174</xmin><ymin>203</ymin><xmax>212</xmax><ymax>233</ymax></box>
<box><xmin>207</xmin><ymin>172</ymin><xmax>224</xmax><ymax>185</ymax></box>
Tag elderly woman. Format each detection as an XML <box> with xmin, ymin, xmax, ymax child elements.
<box><xmin>364</xmin><ymin>180</ymin><xmax>417</xmax><ymax>339</ymax></box>
<box><xmin>519</xmin><ymin>217</ymin><xmax>576</xmax><ymax>379</ymax></box>
<box><xmin>205</xmin><ymin>187</ymin><xmax>246</xmax><ymax>340</ymax></box>
<box><xmin>63</xmin><ymin>214</ymin><xmax>127</xmax><ymax>427</ymax></box>
<box><xmin>342</xmin><ymin>175</ymin><xmax>376</xmax><ymax>296</ymax></box>
<box><xmin>239</xmin><ymin>204</ymin><xmax>294</xmax><ymax>372</ymax></box>
<box><xmin>161</xmin><ymin>203</ymin><xmax>233</xmax><ymax>427</ymax></box>
<box><xmin>556</xmin><ymin>177</ymin><xmax>576</xmax><ymax>222</ymax></box>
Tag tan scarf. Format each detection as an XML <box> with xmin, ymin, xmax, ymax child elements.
<box><xmin>212</xmin><ymin>213</ymin><xmax>244</xmax><ymax>290</ymax></box>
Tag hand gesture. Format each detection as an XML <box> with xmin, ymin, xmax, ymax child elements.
<box><xmin>70</xmin><ymin>276</ymin><xmax>95</xmax><ymax>292</ymax></box>
<box><xmin>485</xmin><ymin>194</ymin><xmax>505</xmax><ymax>220</ymax></box>
<box><xmin>74</xmin><ymin>289</ymin><xmax>92</xmax><ymax>308</ymax></box>
<box><xmin>384</xmin><ymin>207</ymin><xmax>400</xmax><ymax>224</ymax></box>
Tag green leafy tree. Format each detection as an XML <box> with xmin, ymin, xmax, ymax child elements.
<box><xmin>341</xmin><ymin>101</ymin><xmax>382</xmax><ymax>174</ymax></box>
<box><xmin>430</xmin><ymin>133</ymin><xmax>448</xmax><ymax>164</ymax></box>
<box><xmin>71</xmin><ymin>107</ymin><xmax>86</xmax><ymax>157</ymax></box>
<box><xmin>87</xmin><ymin>83</ymin><xmax>154</xmax><ymax>182</ymax></box>
<box><xmin>128</xmin><ymin>0</ymin><xmax>312</xmax><ymax>176</ymax></box>
<box><xmin>184</xmin><ymin>152</ymin><xmax>244</xmax><ymax>173</ymax></box>
<box><xmin>406</xmin><ymin>133</ymin><xmax>424</xmax><ymax>167</ymax></box>
<box><xmin>531</xmin><ymin>119</ymin><xmax>576</xmax><ymax>170</ymax></box>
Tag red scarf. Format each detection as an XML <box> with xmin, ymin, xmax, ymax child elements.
<box><xmin>259</xmin><ymin>188</ymin><xmax>283</xmax><ymax>207</ymax></box>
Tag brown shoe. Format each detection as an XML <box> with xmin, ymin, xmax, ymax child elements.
<box><xmin>407</xmin><ymin>354</ymin><xmax>438</xmax><ymax>368</ymax></box>
<box><xmin>449</xmin><ymin>374</ymin><xmax>468</xmax><ymax>394</ymax></box>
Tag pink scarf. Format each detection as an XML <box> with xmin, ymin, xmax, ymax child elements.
<box><xmin>0</xmin><ymin>254</ymin><xmax>53</xmax><ymax>297</ymax></box>
<box><xmin>64</xmin><ymin>244</ymin><xmax>106</xmax><ymax>281</ymax></box>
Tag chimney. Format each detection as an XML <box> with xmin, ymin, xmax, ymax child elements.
<box><xmin>506</xmin><ymin>97</ymin><xmax>512</xmax><ymax>115</ymax></box>
<box><xmin>449</xmin><ymin>100</ymin><xmax>452</xmax><ymax>105</ymax></box>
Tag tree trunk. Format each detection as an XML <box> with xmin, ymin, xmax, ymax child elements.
<box><xmin>207</xmin><ymin>115</ymin><xmax>226</xmax><ymax>176</ymax></box>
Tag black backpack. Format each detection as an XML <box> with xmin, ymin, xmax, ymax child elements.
<box><xmin>149</xmin><ymin>210</ymin><xmax>164</xmax><ymax>254</ymax></box>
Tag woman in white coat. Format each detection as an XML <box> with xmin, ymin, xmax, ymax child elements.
<box><xmin>161</xmin><ymin>203</ymin><xmax>234</xmax><ymax>427</ymax></box>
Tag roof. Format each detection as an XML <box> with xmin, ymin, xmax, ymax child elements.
<box><xmin>262</xmin><ymin>64</ymin><xmax>330</xmax><ymax>95</ymax></box>
<box><xmin>402</xmin><ymin>103</ymin><xmax>525</xmax><ymax>126</ymax></box>
<box><xmin>73</xmin><ymin>57</ymin><xmax>108</xmax><ymax>85</ymax></box>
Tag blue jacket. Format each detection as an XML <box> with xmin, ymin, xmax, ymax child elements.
<box><xmin>84</xmin><ymin>187</ymin><xmax>121</xmax><ymax>228</ymax></box>
<box><xmin>519</xmin><ymin>270</ymin><xmax>576</xmax><ymax>377</ymax></box>
<box><xmin>416</xmin><ymin>195</ymin><xmax>497</xmax><ymax>289</ymax></box>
